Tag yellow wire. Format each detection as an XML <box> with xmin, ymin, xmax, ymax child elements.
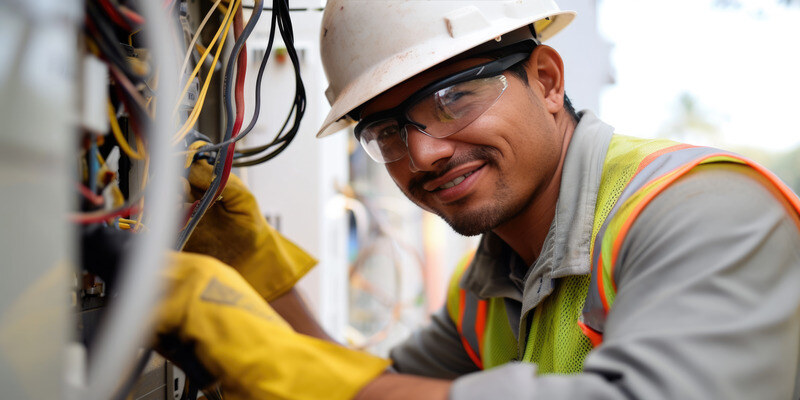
<box><xmin>131</xmin><ymin>154</ymin><xmax>150</xmax><ymax>232</ymax></box>
<box><xmin>107</xmin><ymin>98</ymin><xmax>149</xmax><ymax>231</ymax></box>
<box><xmin>86</xmin><ymin>38</ymin><xmax>101</xmax><ymax>57</ymax></box>
<box><xmin>128</xmin><ymin>29</ymin><xmax>141</xmax><ymax>46</ymax></box>
<box><xmin>172</xmin><ymin>0</ymin><xmax>230</xmax><ymax>118</ymax></box>
<box><xmin>172</xmin><ymin>0</ymin><xmax>240</xmax><ymax>144</ymax></box>
<box><xmin>119</xmin><ymin>218</ymin><xmax>147</xmax><ymax>231</ymax></box>
<box><xmin>107</xmin><ymin>100</ymin><xmax>145</xmax><ymax>160</ymax></box>
<box><xmin>177</xmin><ymin>0</ymin><xmax>224</xmax><ymax>86</ymax></box>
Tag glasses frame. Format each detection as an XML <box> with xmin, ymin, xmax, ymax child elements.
<box><xmin>354</xmin><ymin>40</ymin><xmax>538</xmax><ymax>163</ymax></box>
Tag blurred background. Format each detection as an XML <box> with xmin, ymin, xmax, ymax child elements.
<box><xmin>598</xmin><ymin>0</ymin><xmax>800</xmax><ymax>190</ymax></box>
<box><xmin>1</xmin><ymin>1</ymin><xmax>797</xmax><ymax>398</ymax></box>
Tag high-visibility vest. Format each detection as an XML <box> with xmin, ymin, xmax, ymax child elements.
<box><xmin>445</xmin><ymin>134</ymin><xmax>800</xmax><ymax>373</ymax></box>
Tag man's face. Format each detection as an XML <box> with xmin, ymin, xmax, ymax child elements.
<box><xmin>360</xmin><ymin>51</ymin><xmax>564</xmax><ymax>236</ymax></box>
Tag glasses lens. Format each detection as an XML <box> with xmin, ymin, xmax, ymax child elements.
<box><xmin>407</xmin><ymin>75</ymin><xmax>508</xmax><ymax>138</ymax></box>
<box><xmin>359</xmin><ymin>119</ymin><xmax>407</xmax><ymax>163</ymax></box>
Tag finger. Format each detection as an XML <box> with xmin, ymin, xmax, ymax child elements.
<box><xmin>187</xmin><ymin>158</ymin><xmax>253</xmax><ymax>209</ymax></box>
<box><xmin>187</xmin><ymin>158</ymin><xmax>215</xmax><ymax>191</ymax></box>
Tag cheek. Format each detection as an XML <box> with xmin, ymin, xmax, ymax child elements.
<box><xmin>385</xmin><ymin>163</ymin><xmax>408</xmax><ymax>187</ymax></box>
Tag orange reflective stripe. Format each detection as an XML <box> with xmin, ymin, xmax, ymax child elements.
<box><xmin>460</xmin><ymin>290</ymin><xmax>484</xmax><ymax>369</ymax></box>
<box><xmin>609</xmin><ymin>153</ymin><xmax>800</xmax><ymax>288</ymax></box>
<box><xmin>634</xmin><ymin>144</ymin><xmax>695</xmax><ymax>175</ymax></box>
<box><xmin>458</xmin><ymin>289</ymin><xmax>484</xmax><ymax>369</ymax></box>
<box><xmin>475</xmin><ymin>299</ymin><xmax>488</xmax><ymax>357</ymax></box>
<box><xmin>744</xmin><ymin>159</ymin><xmax>800</xmax><ymax>215</ymax></box>
<box><xmin>577</xmin><ymin>321</ymin><xmax>603</xmax><ymax>348</ymax></box>
<box><xmin>460</xmin><ymin>335</ymin><xmax>484</xmax><ymax>369</ymax></box>
<box><xmin>610</xmin><ymin>160</ymin><xmax>703</xmax><ymax>290</ymax></box>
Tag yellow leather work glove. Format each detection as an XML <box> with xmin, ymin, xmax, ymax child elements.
<box><xmin>183</xmin><ymin>158</ymin><xmax>316</xmax><ymax>301</ymax></box>
<box><xmin>156</xmin><ymin>252</ymin><xmax>391</xmax><ymax>400</ymax></box>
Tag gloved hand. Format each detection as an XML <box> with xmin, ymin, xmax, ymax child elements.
<box><xmin>156</xmin><ymin>251</ymin><xmax>391</xmax><ymax>400</ymax></box>
<box><xmin>183</xmin><ymin>158</ymin><xmax>315</xmax><ymax>301</ymax></box>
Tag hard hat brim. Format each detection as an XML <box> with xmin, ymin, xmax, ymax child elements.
<box><xmin>316</xmin><ymin>10</ymin><xmax>575</xmax><ymax>138</ymax></box>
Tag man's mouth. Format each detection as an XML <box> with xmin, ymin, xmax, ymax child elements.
<box><xmin>408</xmin><ymin>147</ymin><xmax>498</xmax><ymax>199</ymax></box>
<box><xmin>435</xmin><ymin>171</ymin><xmax>474</xmax><ymax>191</ymax></box>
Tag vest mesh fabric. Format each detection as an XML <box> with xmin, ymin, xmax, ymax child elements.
<box><xmin>482</xmin><ymin>298</ymin><xmax>517</xmax><ymax>369</ymax></box>
<box><xmin>521</xmin><ymin>275</ymin><xmax>592</xmax><ymax>374</ymax></box>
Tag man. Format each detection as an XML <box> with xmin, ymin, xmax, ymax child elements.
<box><xmin>162</xmin><ymin>1</ymin><xmax>800</xmax><ymax>399</ymax></box>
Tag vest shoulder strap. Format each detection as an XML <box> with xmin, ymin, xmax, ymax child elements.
<box><xmin>583</xmin><ymin>142</ymin><xmax>800</xmax><ymax>343</ymax></box>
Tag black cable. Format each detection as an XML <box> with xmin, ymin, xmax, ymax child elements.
<box><xmin>243</xmin><ymin>4</ymin><xmax>319</xmax><ymax>11</ymax></box>
<box><xmin>194</xmin><ymin>9</ymin><xmax>279</xmax><ymax>153</ymax></box>
<box><xmin>231</xmin><ymin>0</ymin><xmax>306</xmax><ymax>167</ymax></box>
<box><xmin>86</xmin><ymin>1</ymin><xmax>146</xmax><ymax>85</ymax></box>
<box><xmin>175</xmin><ymin>0</ymin><xmax>264</xmax><ymax>249</ymax></box>
<box><xmin>196</xmin><ymin>0</ymin><xmax>307</xmax><ymax>164</ymax></box>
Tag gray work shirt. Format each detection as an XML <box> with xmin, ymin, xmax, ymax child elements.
<box><xmin>389</xmin><ymin>111</ymin><xmax>800</xmax><ymax>399</ymax></box>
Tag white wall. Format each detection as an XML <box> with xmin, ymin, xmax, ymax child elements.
<box><xmin>239</xmin><ymin>2</ymin><xmax>351</xmax><ymax>338</ymax></box>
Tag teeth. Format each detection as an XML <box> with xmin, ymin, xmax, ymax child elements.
<box><xmin>438</xmin><ymin>171</ymin><xmax>473</xmax><ymax>190</ymax></box>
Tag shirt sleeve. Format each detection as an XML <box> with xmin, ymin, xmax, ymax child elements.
<box><xmin>390</xmin><ymin>306</ymin><xmax>481</xmax><ymax>379</ymax></box>
<box><xmin>450</xmin><ymin>163</ymin><xmax>800</xmax><ymax>399</ymax></box>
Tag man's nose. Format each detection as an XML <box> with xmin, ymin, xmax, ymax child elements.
<box><xmin>404</xmin><ymin>125</ymin><xmax>456</xmax><ymax>173</ymax></box>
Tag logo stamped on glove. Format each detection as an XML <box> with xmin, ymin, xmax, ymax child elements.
<box><xmin>200</xmin><ymin>277</ymin><xmax>285</xmax><ymax>325</ymax></box>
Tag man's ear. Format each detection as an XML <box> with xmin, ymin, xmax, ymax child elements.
<box><xmin>524</xmin><ymin>45</ymin><xmax>565</xmax><ymax>114</ymax></box>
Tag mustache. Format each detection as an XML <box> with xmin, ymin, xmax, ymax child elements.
<box><xmin>408</xmin><ymin>147</ymin><xmax>498</xmax><ymax>194</ymax></box>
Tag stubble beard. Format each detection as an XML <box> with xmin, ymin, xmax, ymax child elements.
<box><xmin>436</xmin><ymin>176</ymin><xmax>516</xmax><ymax>236</ymax></box>
<box><xmin>405</xmin><ymin>147</ymin><xmax>533</xmax><ymax>237</ymax></box>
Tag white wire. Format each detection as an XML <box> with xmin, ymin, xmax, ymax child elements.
<box><xmin>178</xmin><ymin>0</ymin><xmax>223</xmax><ymax>80</ymax></box>
<box><xmin>81</xmin><ymin>1</ymin><xmax>180</xmax><ymax>399</ymax></box>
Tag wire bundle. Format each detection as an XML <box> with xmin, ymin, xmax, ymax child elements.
<box><xmin>176</xmin><ymin>0</ymin><xmax>307</xmax><ymax>248</ymax></box>
<box><xmin>74</xmin><ymin>1</ymin><xmax>310</xmax><ymax>398</ymax></box>
<box><xmin>76</xmin><ymin>0</ymin><xmax>154</xmax><ymax>229</ymax></box>
<box><xmin>195</xmin><ymin>0</ymin><xmax>308</xmax><ymax>167</ymax></box>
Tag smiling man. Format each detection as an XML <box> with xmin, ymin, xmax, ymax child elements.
<box><xmin>307</xmin><ymin>0</ymin><xmax>800</xmax><ymax>399</ymax></box>
<box><xmin>157</xmin><ymin>1</ymin><xmax>800</xmax><ymax>399</ymax></box>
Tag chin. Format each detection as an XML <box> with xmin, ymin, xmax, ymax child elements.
<box><xmin>438</xmin><ymin>206</ymin><xmax>507</xmax><ymax>237</ymax></box>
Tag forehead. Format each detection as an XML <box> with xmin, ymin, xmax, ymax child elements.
<box><xmin>360</xmin><ymin>56</ymin><xmax>493</xmax><ymax>118</ymax></box>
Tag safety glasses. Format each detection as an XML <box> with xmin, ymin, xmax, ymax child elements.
<box><xmin>354</xmin><ymin>49</ymin><xmax>532</xmax><ymax>163</ymax></box>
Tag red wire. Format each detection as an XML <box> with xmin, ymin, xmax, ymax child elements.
<box><xmin>109</xmin><ymin>66</ymin><xmax>147</xmax><ymax>144</ymax></box>
<box><xmin>98</xmin><ymin>0</ymin><xmax>133</xmax><ymax>31</ymax></box>
<box><xmin>118</xmin><ymin>6</ymin><xmax>145</xmax><ymax>26</ymax></box>
<box><xmin>71</xmin><ymin>203</ymin><xmax>140</xmax><ymax>224</ymax></box>
<box><xmin>214</xmin><ymin>3</ymin><xmax>247</xmax><ymax>199</ymax></box>
<box><xmin>77</xmin><ymin>183</ymin><xmax>105</xmax><ymax>207</ymax></box>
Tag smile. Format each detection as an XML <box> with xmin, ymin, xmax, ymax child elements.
<box><xmin>436</xmin><ymin>171</ymin><xmax>474</xmax><ymax>191</ymax></box>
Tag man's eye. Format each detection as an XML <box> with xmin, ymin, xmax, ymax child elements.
<box><xmin>434</xmin><ymin>89</ymin><xmax>476</xmax><ymax>121</ymax></box>
<box><xmin>442</xmin><ymin>90</ymin><xmax>472</xmax><ymax>104</ymax></box>
<box><xmin>377</xmin><ymin>124</ymin><xmax>400</xmax><ymax>140</ymax></box>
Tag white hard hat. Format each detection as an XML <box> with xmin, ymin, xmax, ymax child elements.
<box><xmin>317</xmin><ymin>0</ymin><xmax>575</xmax><ymax>138</ymax></box>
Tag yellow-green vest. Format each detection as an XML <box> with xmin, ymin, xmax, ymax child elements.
<box><xmin>445</xmin><ymin>134</ymin><xmax>800</xmax><ymax>374</ymax></box>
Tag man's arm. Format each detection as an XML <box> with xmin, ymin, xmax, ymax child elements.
<box><xmin>269</xmin><ymin>287</ymin><xmax>334</xmax><ymax>341</ymax></box>
<box><xmin>527</xmin><ymin>163</ymin><xmax>800</xmax><ymax>399</ymax></box>
<box><xmin>389</xmin><ymin>306</ymin><xmax>482</xmax><ymax>379</ymax></box>
<box><xmin>350</xmin><ymin>163</ymin><xmax>800</xmax><ymax>399</ymax></box>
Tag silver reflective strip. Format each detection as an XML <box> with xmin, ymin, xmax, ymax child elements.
<box><xmin>462</xmin><ymin>291</ymin><xmax>482</xmax><ymax>363</ymax></box>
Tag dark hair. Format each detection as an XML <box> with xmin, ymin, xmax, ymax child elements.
<box><xmin>506</xmin><ymin>60</ymin><xmax>581</xmax><ymax>123</ymax></box>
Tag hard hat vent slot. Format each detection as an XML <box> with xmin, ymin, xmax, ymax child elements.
<box><xmin>444</xmin><ymin>6</ymin><xmax>490</xmax><ymax>38</ymax></box>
